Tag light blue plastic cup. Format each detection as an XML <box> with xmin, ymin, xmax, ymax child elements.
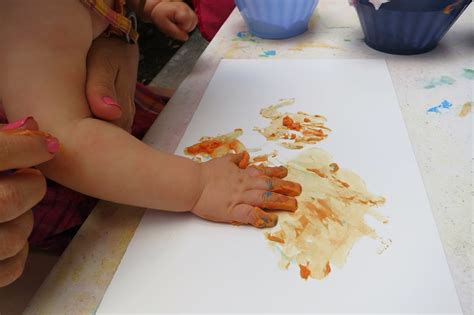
<box><xmin>235</xmin><ymin>0</ymin><xmax>319</xmax><ymax>39</ymax></box>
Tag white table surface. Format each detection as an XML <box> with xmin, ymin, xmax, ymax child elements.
<box><xmin>25</xmin><ymin>1</ymin><xmax>473</xmax><ymax>314</ymax></box>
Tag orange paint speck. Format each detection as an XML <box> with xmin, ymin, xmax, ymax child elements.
<box><xmin>323</xmin><ymin>262</ymin><xmax>331</xmax><ymax>276</ymax></box>
<box><xmin>185</xmin><ymin>140</ymin><xmax>222</xmax><ymax>155</ymax></box>
<box><xmin>266</xmin><ymin>234</ymin><xmax>285</xmax><ymax>244</ymax></box>
<box><xmin>307</xmin><ymin>168</ymin><xmax>327</xmax><ymax>178</ymax></box>
<box><xmin>282</xmin><ymin>115</ymin><xmax>302</xmax><ymax>131</ymax></box>
<box><xmin>299</xmin><ymin>264</ymin><xmax>311</xmax><ymax>280</ymax></box>
<box><xmin>304</xmin><ymin>118</ymin><xmax>311</xmax><ymax>123</ymax></box>
<box><xmin>253</xmin><ymin>155</ymin><xmax>269</xmax><ymax>162</ymax></box>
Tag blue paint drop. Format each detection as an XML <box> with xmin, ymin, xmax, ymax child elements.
<box><xmin>260</xmin><ymin>50</ymin><xmax>277</xmax><ymax>58</ymax></box>
<box><xmin>426</xmin><ymin>100</ymin><xmax>453</xmax><ymax>114</ymax></box>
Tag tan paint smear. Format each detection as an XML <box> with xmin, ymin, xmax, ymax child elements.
<box><xmin>254</xmin><ymin>98</ymin><xmax>331</xmax><ymax>149</ymax></box>
<box><xmin>266</xmin><ymin>148</ymin><xmax>387</xmax><ymax>280</ymax></box>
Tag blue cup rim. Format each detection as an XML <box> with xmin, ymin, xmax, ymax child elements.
<box><xmin>356</xmin><ymin>0</ymin><xmax>471</xmax><ymax>13</ymax></box>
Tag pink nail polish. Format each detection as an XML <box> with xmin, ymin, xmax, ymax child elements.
<box><xmin>1</xmin><ymin>116</ymin><xmax>34</xmax><ymax>130</ymax></box>
<box><xmin>45</xmin><ymin>137</ymin><xmax>60</xmax><ymax>154</ymax></box>
<box><xmin>102</xmin><ymin>97</ymin><xmax>121</xmax><ymax>110</ymax></box>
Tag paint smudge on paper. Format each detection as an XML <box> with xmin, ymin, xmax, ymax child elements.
<box><xmin>234</xmin><ymin>31</ymin><xmax>258</xmax><ymax>42</ymax></box>
<box><xmin>250</xmin><ymin>150</ymin><xmax>278</xmax><ymax>166</ymax></box>
<box><xmin>463</xmin><ymin>68</ymin><xmax>474</xmax><ymax>80</ymax></box>
<box><xmin>184</xmin><ymin>129</ymin><xmax>246</xmax><ymax>160</ymax></box>
<box><xmin>260</xmin><ymin>50</ymin><xmax>277</xmax><ymax>58</ymax></box>
<box><xmin>290</xmin><ymin>42</ymin><xmax>339</xmax><ymax>51</ymax></box>
<box><xmin>224</xmin><ymin>43</ymin><xmax>244</xmax><ymax>58</ymax></box>
<box><xmin>254</xmin><ymin>98</ymin><xmax>331</xmax><ymax>149</ymax></box>
<box><xmin>459</xmin><ymin>102</ymin><xmax>472</xmax><ymax>117</ymax></box>
<box><xmin>265</xmin><ymin>148</ymin><xmax>387</xmax><ymax>280</ymax></box>
<box><xmin>426</xmin><ymin>100</ymin><xmax>453</xmax><ymax>114</ymax></box>
<box><xmin>424</xmin><ymin>76</ymin><xmax>456</xmax><ymax>89</ymax></box>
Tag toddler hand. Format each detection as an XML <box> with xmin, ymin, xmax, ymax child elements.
<box><xmin>150</xmin><ymin>1</ymin><xmax>198</xmax><ymax>41</ymax></box>
<box><xmin>192</xmin><ymin>153</ymin><xmax>302</xmax><ymax>228</ymax></box>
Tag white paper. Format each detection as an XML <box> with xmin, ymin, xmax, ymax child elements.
<box><xmin>97</xmin><ymin>60</ymin><xmax>461</xmax><ymax>314</ymax></box>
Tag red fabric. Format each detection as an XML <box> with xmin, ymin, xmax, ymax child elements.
<box><xmin>0</xmin><ymin>84</ymin><xmax>163</xmax><ymax>253</ymax></box>
<box><xmin>194</xmin><ymin>0</ymin><xmax>235</xmax><ymax>41</ymax></box>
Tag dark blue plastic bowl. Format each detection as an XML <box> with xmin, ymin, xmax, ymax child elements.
<box><xmin>354</xmin><ymin>0</ymin><xmax>471</xmax><ymax>55</ymax></box>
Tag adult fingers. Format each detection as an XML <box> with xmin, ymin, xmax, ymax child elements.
<box><xmin>246</xmin><ymin>176</ymin><xmax>302</xmax><ymax>197</ymax></box>
<box><xmin>0</xmin><ymin>169</ymin><xmax>46</xmax><ymax>223</ymax></box>
<box><xmin>0</xmin><ymin>118</ymin><xmax>58</xmax><ymax>171</ymax></box>
<box><xmin>242</xmin><ymin>190</ymin><xmax>298</xmax><ymax>212</ymax></box>
<box><xmin>0</xmin><ymin>243</ymin><xmax>28</xmax><ymax>287</ymax></box>
<box><xmin>0</xmin><ymin>210</ymin><xmax>33</xmax><ymax>260</ymax></box>
<box><xmin>230</xmin><ymin>205</ymin><xmax>278</xmax><ymax>228</ymax></box>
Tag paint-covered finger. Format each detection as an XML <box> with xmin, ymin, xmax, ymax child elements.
<box><xmin>222</xmin><ymin>152</ymin><xmax>245</xmax><ymax>165</ymax></box>
<box><xmin>248</xmin><ymin>176</ymin><xmax>302</xmax><ymax>197</ymax></box>
<box><xmin>247</xmin><ymin>165</ymin><xmax>288</xmax><ymax>178</ymax></box>
<box><xmin>238</xmin><ymin>151</ymin><xmax>250</xmax><ymax>169</ymax></box>
<box><xmin>242</xmin><ymin>190</ymin><xmax>298</xmax><ymax>212</ymax></box>
<box><xmin>231</xmin><ymin>204</ymin><xmax>278</xmax><ymax>228</ymax></box>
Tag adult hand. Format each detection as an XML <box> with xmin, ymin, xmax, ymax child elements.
<box><xmin>85</xmin><ymin>36</ymin><xmax>139</xmax><ymax>131</ymax></box>
<box><xmin>0</xmin><ymin>117</ymin><xmax>59</xmax><ymax>287</ymax></box>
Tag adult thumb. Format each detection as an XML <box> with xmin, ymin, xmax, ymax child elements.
<box><xmin>86</xmin><ymin>47</ymin><xmax>122</xmax><ymax>121</ymax></box>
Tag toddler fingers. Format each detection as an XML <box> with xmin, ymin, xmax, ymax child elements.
<box><xmin>238</xmin><ymin>151</ymin><xmax>250</xmax><ymax>169</ymax></box>
<box><xmin>246</xmin><ymin>165</ymin><xmax>288</xmax><ymax>178</ymax></box>
<box><xmin>222</xmin><ymin>152</ymin><xmax>245</xmax><ymax>166</ymax></box>
<box><xmin>242</xmin><ymin>190</ymin><xmax>298</xmax><ymax>212</ymax></box>
<box><xmin>156</xmin><ymin>16</ymin><xmax>189</xmax><ymax>41</ymax></box>
<box><xmin>246</xmin><ymin>176</ymin><xmax>302</xmax><ymax>197</ymax></box>
<box><xmin>231</xmin><ymin>205</ymin><xmax>278</xmax><ymax>228</ymax></box>
<box><xmin>174</xmin><ymin>9</ymin><xmax>197</xmax><ymax>32</ymax></box>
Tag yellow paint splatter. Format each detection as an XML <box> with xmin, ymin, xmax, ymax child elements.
<box><xmin>459</xmin><ymin>102</ymin><xmax>472</xmax><ymax>117</ymax></box>
<box><xmin>289</xmin><ymin>42</ymin><xmax>339</xmax><ymax>51</ymax></box>
<box><xmin>266</xmin><ymin>148</ymin><xmax>387</xmax><ymax>280</ymax></box>
<box><xmin>254</xmin><ymin>98</ymin><xmax>331</xmax><ymax>149</ymax></box>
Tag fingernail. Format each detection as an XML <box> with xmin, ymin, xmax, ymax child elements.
<box><xmin>45</xmin><ymin>136</ymin><xmax>60</xmax><ymax>154</ymax></box>
<box><xmin>102</xmin><ymin>96</ymin><xmax>121</xmax><ymax>110</ymax></box>
<box><xmin>253</xmin><ymin>207</ymin><xmax>278</xmax><ymax>228</ymax></box>
<box><xmin>1</xmin><ymin>116</ymin><xmax>34</xmax><ymax>130</ymax></box>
